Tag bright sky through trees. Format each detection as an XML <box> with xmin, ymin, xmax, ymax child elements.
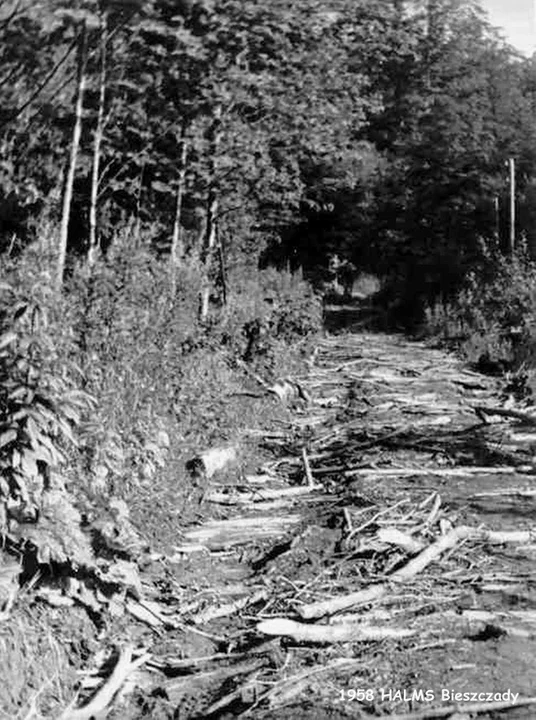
<box><xmin>480</xmin><ymin>0</ymin><xmax>535</xmax><ymax>56</ymax></box>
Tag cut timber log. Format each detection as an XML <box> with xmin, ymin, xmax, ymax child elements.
<box><xmin>344</xmin><ymin>466</ymin><xmax>519</xmax><ymax>478</ymax></box>
<box><xmin>257</xmin><ymin>618</ymin><xmax>414</xmax><ymax>643</ymax></box>
<box><xmin>176</xmin><ymin>514</ymin><xmax>302</xmax><ymax>550</ymax></box>
<box><xmin>299</xmin><ymin>526</ymin><xmax>472</xmax><ymax>619</ymax></box>
<box><xmin>186</xmin><ymin>445</ymin><xmax>238</xmax><ymax>479</ymax></box>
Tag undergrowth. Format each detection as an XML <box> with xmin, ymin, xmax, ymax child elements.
<box><xmin>0</xmin><ymin>601</ymin><xmax>95</xmax><ymax>719</ymax></box>
<box><xmin>425</xmin><ymin>244</ymin><xmax>536</xmax><ymax>395</ymax></box>
<box><xmin>0</xmin><ymin>223</ymin><xmax>323</xmax><ymax>715</ymax></box>
<box><xmin>0</xmin><ymin>227</ymin><xmax>322</xmax><ymax>550</ymax></box>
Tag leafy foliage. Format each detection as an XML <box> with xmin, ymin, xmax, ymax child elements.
<box><xmin>1</xmin><ymin>0</ymin><xmax>536</xmax><ymax>304</ymax></box>
<box><xmin>0</xmin><ymin>285</ymin><xmax>90</xmax><ymax>511</ymax></box>
<box><xmin>426</xmin><ymin>244</ymin><xmax>536</xmax><ymax>377</ymax></box>
<box><xmin>0</xmin><ymin>276</ymin><xmax>101</xmax><ymax>569</ymax></box>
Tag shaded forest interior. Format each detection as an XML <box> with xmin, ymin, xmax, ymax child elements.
<box><xmin>2</xmin><ymin>0</ymin><xmax>536</xmax><ymax>323</ymax></box>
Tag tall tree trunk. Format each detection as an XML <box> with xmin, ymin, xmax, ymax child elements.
<box><xmin>199</xmin><ymin>191</ymin><xmax>219</xmax><ymax>321</ymax></box>
<box><xmin>199</xmin><ymin>104</ymin><xmax>222</xmax><ymax>321</ymax></box>
<box><xmin>217</xmin><ymin>229</ymin><xmax>227</xmax><ymax>307</ymax></box>
<box><xmin>88</xmin><ymin>12</ymin><xmax>108</xmax><ymax>269</ymax></box>
<box><xmin>170</xmin><ymin>130</ymin><xmax>188</xmax><ymax>294</ymax></box>
<box><xmin>133</xmin><ymin>161</ymin><xmax>145</xmax><ymax>251</ymax></box>
<box><xmin>56</xmin><ymin>21</ymin><xmax>87</xmax><ymax>292</ymax></box>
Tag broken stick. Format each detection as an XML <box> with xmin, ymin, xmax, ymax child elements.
<box><xmin>299</xmin><ymin>526</ymin><xmax>472</xmax><ymax>620</ymax></box>
<box><xmin>59</xmin><ymin>646</ymin><xmax>150</xmax><ymax>720</ymax></box>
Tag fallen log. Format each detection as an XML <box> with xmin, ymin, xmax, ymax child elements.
<box><xmin>344</xmin><ymin>466</ymin><xmax>519</xmax><ymax>478</ymax></box>
<box><xmin>300</xmin><ymin>523</ymin><xmax>536</xmax><ymax>621</ymax></box>
<box><xmin>257</xmin><ymin>617</ymin><xmax>414</xmax><ymax>643</ymax></box>
<box><xmin>474</xmin><ymin>405</ymin><xmax>536</xmax><ymax>425</ymax></box>
<box><xmin>176</xmin><ymin>513</ymin><xmax>302</xmax><ymax>550</ymax></box>
<box><xmin>377</xmin><ymin>528</ymin><xmax>425</xmax><ymax>555</ymax></box>
<box><xmin>299</xmin><ymin>526</ymin><xmax>472</xmax><ymax>619</ymax></box>
<box><xmin>439</xmin><ymin>608</ymin><xmax>536</xmax><ymax>639</ymax></box>
<box><xmin>206</xmin><ymin>486</ymin><xmax>324</xmax><ymax>505</ymax></box>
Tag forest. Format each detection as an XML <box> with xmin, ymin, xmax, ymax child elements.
<box><xmin>2</xmin><ymin>0</ymin><xmax>536</xmax><ymax>299</ymax></box>
<box><xmin>2</xmin><ymin>0</ymin><xmax>536</xmax><ymax>717</ymax></box>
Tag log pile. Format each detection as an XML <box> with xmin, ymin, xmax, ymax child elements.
<box><xmin>26</xmin><ymin>333</ymin><xmax>536</xmax><ymax>718</ymax></box>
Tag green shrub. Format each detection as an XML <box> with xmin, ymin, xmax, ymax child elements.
<box><xmin>218</xmin><ymin>265</ymin><xmax>323</xmax><ymax>369</ymax></box>
<box><xmin>64</xmin><ymin>234</ymin><xmax>206</xmax><ymax>493</ymax></box>
<box><xmin>1</xmin><ymin>225</ymin><xmax>323</xmax><ymax>544</ymax></box>
<box><xmin>0</xmin><ymin>275</ymin><xmax>93</xmax><ymax>528</ymax></box>
<box><xmin>425</xmin><ymin>246</ymin><xmax>536</xmax><ymax>376</ymax></box>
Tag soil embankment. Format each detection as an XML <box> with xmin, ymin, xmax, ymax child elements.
<box><xmin>36</xmin><ymin>323</ymin><xmax>536</xmax><ymax>719</ymax></box>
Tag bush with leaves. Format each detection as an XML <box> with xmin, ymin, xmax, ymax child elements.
<box><xmin>0</xmin><ymin>278</ymin><xmax>94</xmax><ymax>543</ymax></box>
<box><xmin>218</xmin><ymin>266</ymin><xmax>322</xmax><ymax>368</ymax></box>
<box><xmin>426</xmin><ymin>244</ymin><xmax>536</xmax><ymax>377</ymax></box>
<box><xmin>64</xmin><ymin>235</ymin><xmax>205</xmax><ymax>492</ymax></box>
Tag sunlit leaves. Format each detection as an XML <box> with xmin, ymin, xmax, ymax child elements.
<box><xmin>0</xmin><ymin>294</ymin><xmax>95</xmax><ymax>511</ymax></box>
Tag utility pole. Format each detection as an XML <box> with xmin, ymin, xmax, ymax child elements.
<box><xmin>509</xmin><ymin>157</ymin><xmax>515</xmax><ymax>254</ymax></box>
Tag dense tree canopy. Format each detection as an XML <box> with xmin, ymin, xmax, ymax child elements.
<box><xmin>1</xmin><ymin>0</ymin><xmax>535</xmax><ymax>314</ymax></box>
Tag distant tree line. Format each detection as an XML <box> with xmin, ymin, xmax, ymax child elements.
<box><xmin>1</xmin><ymin>0</ymin><xmax>536</xmax><ymax>316</ymax></box>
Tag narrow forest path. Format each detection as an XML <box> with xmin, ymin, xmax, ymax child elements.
<box><xmin>131</xmin><ymin>329</ymin><xmax>536</xmax><ymax>720</ymax></box>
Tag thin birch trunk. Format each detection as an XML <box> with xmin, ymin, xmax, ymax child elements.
<box><xmin>133</xmin><ymin>162</ymin><xmax>145</xmax><ymax>251</ymax></box>
<box><xmin>217</xmin><ymin>229</ymin><xmax>227</xmax><ymax>307</ymax></box>
<box><xmin>199</xmin><ymin>192</ymin><xmax>219</xmax><ymax>321</ymax></box>
<box><xmin>199</xmin><ymin>104</ymin><xmax>222</xmax><ymax>321</ymax></box>
<box><xmin>57</xmin><ymin>22</ymin><xmax>87</xmax><ymax>292</ymax></box>
<box><xmin>88</xmin><ymin>12</ymin><xmax>108</xmax><ymax>268</ymax></box>
<box><xmin>170</xmin><ymin>132</ymin><xmax>188</xmax><ymax>294</ymax></box>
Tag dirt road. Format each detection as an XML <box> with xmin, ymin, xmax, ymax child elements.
<box><xmin>134</xmin><ymin>329</ymin><xmax>536</xmax><ymax>719</ymax></box>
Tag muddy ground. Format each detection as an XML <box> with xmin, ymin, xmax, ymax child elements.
<box><xmin>98</xmin><ymin>302</ymin><xmax>536</xmax><ymax>720</ymax></box>
<box><xmin>9</xmin><ymin>303</ymin><xmax>536</xmax><ymax>720</ymax></box>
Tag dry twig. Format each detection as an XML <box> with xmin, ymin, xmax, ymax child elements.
<box><xmin>59</xmin><ymin>647</ymin><xmax>150</xmax><ymax>720</ymax></box>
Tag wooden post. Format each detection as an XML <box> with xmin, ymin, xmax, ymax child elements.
<box><xmin>509</xmin><ymin>157</ymin><xmax>515</xmax><ymax>254</ymax></box>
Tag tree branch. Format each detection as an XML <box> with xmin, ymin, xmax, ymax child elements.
<box><xmin>8</xmin><ymin>34</ymin><xmax>78</xmax><ymax>123</ymax></box>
